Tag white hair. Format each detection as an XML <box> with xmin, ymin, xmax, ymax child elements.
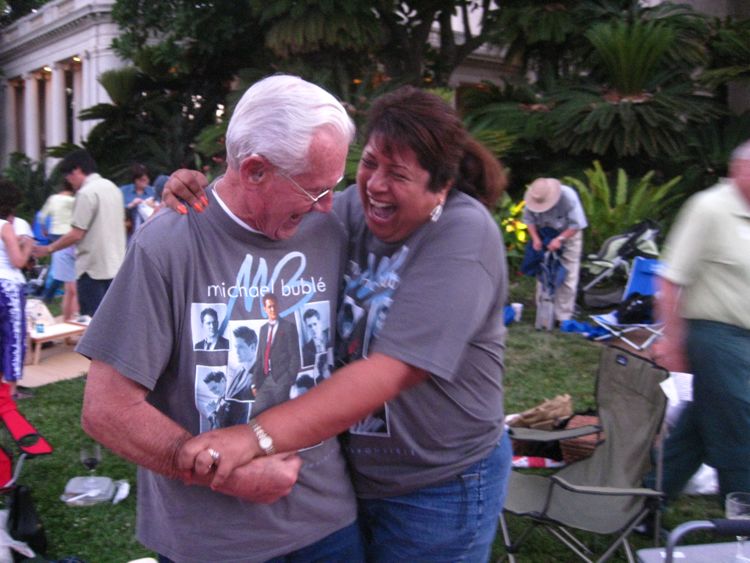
<box><xmin>731</xmin><ymin>140</ymin><xmax>750</xmax><ymax>162</ymax></box>
<box><xmin>225</xmin><ymin>75</ymin><xmax>355</xmax><ymax>174</ymax></box>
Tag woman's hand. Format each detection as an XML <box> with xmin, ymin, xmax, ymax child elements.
<box><xmin>178</xmin><ymin>424</ymin><xmax>263</xmax><ymax>488</ymax></box>
<box><xmin>163</xmin><ymin>170</ymin><xmax>210</xmax><ymax>214</ymax></box>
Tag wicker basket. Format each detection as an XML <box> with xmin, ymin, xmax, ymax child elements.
<box><xmin>560</xmin><ymin>414</ymin><xmax>605</xmax><ymax>464</ymax></box>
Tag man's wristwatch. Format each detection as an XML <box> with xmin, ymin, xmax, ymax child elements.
<box><xmin>249</xmin><ymin>419</ymin><xmax>275</xmax><ymax>456</ymax></box>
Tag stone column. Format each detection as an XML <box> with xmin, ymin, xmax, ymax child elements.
<box><xmin>72</xmin><ymin>63</ymin><xmax>83</xmax><ymax>144</ymax></box>
<box><xmin>48</xmin><ymin>63</ymin><xmax>67</xmax><ymax>148</ymax></box>
<box><xmin>3</xmin><ymin>81</ymin><xmax>18</xmax><ymax>159</ymax></box>
<box><xmin>80</xmin><ymin>49</ymin><xmax>98</xmax><ymax>139</ymax></box>
<box><xmin>22</xmin><ymin>73</ymin><xmax>40</xmax><ymax>161</ymax></box>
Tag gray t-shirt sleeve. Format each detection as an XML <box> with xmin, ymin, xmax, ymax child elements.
<box><xmin>561</xmin><ymin>185</ymin><xmax>588</xmax><ymax>229</ymax></box>
<box><xmin>371</xmin><ymin>204</ymin><xmax>504</xmax><ymax>381</ymax></box>
<box><xmin>76</xmin><ymin>239</ymin><xmax>175</xmax><ymax>389</ymax></box>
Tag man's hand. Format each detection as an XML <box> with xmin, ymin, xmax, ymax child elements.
<box><xmin>547</xmin><ymin>237</ymin><xmax>563</xmax><ymax>253</ymax></box>
<box><xmin>178</xmin><ymin>424</ymin><xmax>262</xmax><ymax>488</ymax></box>
<box><xmin>651</xmin><ymin>337</ymin><xmax>689</xmax><ymax>372</ymax></box>
<box><xmin>32</xmin><ymin>245</ymin><xmax>51</xmax><ymax>258</ymax></box>
<box><xmin>164</xmin><ymin>170</ymin><xmax>210</xmax><ymax>214</ymax></box>
<box><xmin>184</xmin><ymin>452</ymin><xmax>302</xmax><ymax>504</ymax></box>
<box><xmin>532</xmin><ymin>238</ymin><xmax>543</xmax><ymax>252</ymax></box>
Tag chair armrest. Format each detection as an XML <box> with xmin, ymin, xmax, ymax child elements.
<box><xmin>508</xmin><ymin>424</ymin><xmax>602</xmax><ymax>443</ymax></box>
<box><xmin>550</xmin><ymin>474</ymin><xmax>664</xmax><ymax>498</ymax></box>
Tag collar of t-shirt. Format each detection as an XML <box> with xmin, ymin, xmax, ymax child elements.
<box><xmin>213</xmin><ymin>186</ymin><xmax>262</xmax><ymax>234</ymax></box>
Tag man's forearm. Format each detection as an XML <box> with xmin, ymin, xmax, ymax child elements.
<box><xmin>81</xmin><ymin>360</ymin><xmax>193</xmax><ymax>481</ymax></box>
<box><xmin>48</xmin><ymin>227</ymin><xmax>85</xmax><ymax>253</ymax></box>
<box><xmin>656</xmin><ymin>277</ymin><xmax>685</xmax><ymax>344</ymax></box>
<box><xmin>82</xmin><ymin>360</ymin><xmax>301</xmax><ymax>502</ymax></box>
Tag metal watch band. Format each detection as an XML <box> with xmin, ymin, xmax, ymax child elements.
<box><xmin>249</xmin><ymin>418</ymin><xmax>275</xmax><ymax>456</ymax></box>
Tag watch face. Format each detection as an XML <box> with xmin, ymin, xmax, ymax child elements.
<box><xmin>259</xmin><ymin>436</ymin><xmax>273</xmax><ymax>450</ymax></box>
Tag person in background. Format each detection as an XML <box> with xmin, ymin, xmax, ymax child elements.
<box><xmin>39</xmin><ymin>183</ymin><xmax>79</xmax><ymax>320</ymax></box>
<box><xmin>522</xmin><ymin>178</ymin><xmax>587</xmax><ymax>324</ymax></box>
<box><xmin>170</xmin><ymin>86</ymin><xmax>511</xmax><ymax>562</ymax></box>
<box><xmin>120</xmin><ymin>163</ymin><xmax>156</xmax><ymax>239</ymax></box>
<box><xmin>34</xmin><ymin>150</ymin><xmax>126</xmax><ymax>318</ymax></box>
<box><xmin>0</xmin><ymin>179</ymin><xmax>35</xmax><ymax>399</ymax></box>
<box><xmin>78</xmin><ymin>75</ymin><xmax>363</xmax><ymax>562</ymax></box>
<box><xmin>652</xmin><ymin>140</ymin><xmax>750</xmax><ymax>501</ymax></box>
<box><xmin>151</xmin><ymin>174</ymin><xmax>169</xmax><ymax>209</ymax></box>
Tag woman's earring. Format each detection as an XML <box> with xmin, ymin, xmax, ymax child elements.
<box><xmin>430</xmin><ymin>201</ymin><xmax>444</xmax><ymax>223</ymax></box>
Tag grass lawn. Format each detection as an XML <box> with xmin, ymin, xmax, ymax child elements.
<box><xmin>12</xmin><ymin>280</ymin><xmax>723</xmax><ymax>561</ymax></box>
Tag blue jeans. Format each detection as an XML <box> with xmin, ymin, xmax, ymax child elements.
<box><xmin>76</xmin><ymin>273</ymin><xmax>112</xmax><ymax>316</ymax></box>
<box><xmin>358</xmin><ymin>431</ymin><xmax>512</xmax><ymax>562</ymax></box>
<box><xmin>158</xmin><ymin>521</ymin><xmax>364</xmax><ymax>563</ymax></box>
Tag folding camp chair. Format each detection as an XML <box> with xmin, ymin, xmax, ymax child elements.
<box><xmin>590</xmin><ymin>257</ymin><xmax>663</xmax><ymax>351</ymax></box>
<box><xmin>0</xmin><ymin>381</ymin><xmax>54</xmax><ymax>489</ymax></box>
<box><xmin>579</xmin><ymin>220</ymin><xmax>660</xmax><ymax>309</ymax></box>
<box><xmin>637</xmin><ymin>519</ymin><xmax>750</xmax><ymax>563</ymax></box>
<box><xmin>0</xmin><ymin>381</ymin><xmax>53</xmax><ymax>558</ymax></box>
<box><xmin>500</xmin><ymin>346</ymin><xmax>668</xmax><ymax>563</ymax></box>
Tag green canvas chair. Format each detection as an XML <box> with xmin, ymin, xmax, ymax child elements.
<box><xmin>500</xmin><ymin>346</ymin><xmax>669</xmax><ymax>562</ymax></box>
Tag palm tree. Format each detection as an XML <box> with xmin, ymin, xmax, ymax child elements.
<box><xmin>700</xmin><ymin>17</ymin><xmax>750</xmax><ymax>88</ymax></box>
<box><xmin>548</xmin><ymin>19</ymin><xmax>724</xmax><ymax>160</ymax></box>
<box><xmin>75</xmin><ymin>67</ymin><xmax>197</xmax><ymax>181</ymax></box>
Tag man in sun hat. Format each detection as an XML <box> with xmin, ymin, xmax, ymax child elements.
<box><xmin>522</xmin><ymin>177</ymin><xmax>587</xmax><ymax>324</ymax></box>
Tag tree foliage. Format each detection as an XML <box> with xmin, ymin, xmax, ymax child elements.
<box><xmin>461</xmin><ymin>0</ymin><xmax>746</xmax><ymax>195</ymax></box>
<box><xmin>46</xmin><ymin>0</ymin><xmax>750</xmax><ymax>200</ymax></box>
<box><xmin>373</xmin><ymin>0</ymin><xmax>501</xmax><ymax>86</ymax></box>
<box><xmin>700</xmin><ymin>17</ymin><xmax>750</xmax><ymax>87</ymax></box>
<box><xmin>2</xmin><ymin>152</ymin><xmax>52</xmax><ymax>215</ymax></box>
<box><xmin>73</xmin><ymin>67</ymin><xmax>200</xmax><ymax>182</ymax></box>
<box><xmin>0</xmin><ymin>0</ymin><xmax>48</xmax><ymax>28</ymax></box>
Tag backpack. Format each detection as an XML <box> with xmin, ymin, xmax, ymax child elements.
<box><xmin>617</xmin><ymin>292</ymin><xmax>654</xmax><ymax>324</ymax></box>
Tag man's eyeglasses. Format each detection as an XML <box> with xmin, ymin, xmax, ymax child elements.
<box><xmin>277</xmin><ymin>170</ymin><xmax>337</xmax><ymax>204</ymax></box>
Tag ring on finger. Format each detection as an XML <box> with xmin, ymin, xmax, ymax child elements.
<box><xmin>207</xmin><ymin>448</ymin><xmax>221</xmax><ymax>466</ymax></box>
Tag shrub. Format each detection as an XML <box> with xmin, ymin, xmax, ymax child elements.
<box><xmin>563</xmin><ymin>160</ymin><xmax>681</xmax><ymax>253</ymax></box>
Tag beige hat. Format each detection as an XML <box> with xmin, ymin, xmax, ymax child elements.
<box><xmin>524</xmin><ymin>178</ymin><xmax>562</xmax><ymax>213</ymax></box>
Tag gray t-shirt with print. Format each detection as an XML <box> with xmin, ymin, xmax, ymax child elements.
<box><xmin>77</xmin><ymin>186</ymin><xmax>357</xmax><ymax>563</ymax></box>
<box><xmin>333</xmin><ymin>186</ymin><xmax>508</xmax><ymax>498</ymax></box>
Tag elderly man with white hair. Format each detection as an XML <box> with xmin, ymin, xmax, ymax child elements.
<box><xmin>77</xmin><ymin>75</ymin><xmax>363</xmax><ymax>562</ymax></box>
<box><xmin>653</xmin><ymin>140</ymin><xmax>750</xmax><ymax>502</ymax></box>
<box><xmin>522</xmin><ymin>177</ymin><xmax>588</xmax><ymax>324</ymax></box>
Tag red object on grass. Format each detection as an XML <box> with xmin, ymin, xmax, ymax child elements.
<box><xmin>0</xmin><ymin>383</ymin><xmax>53</xmax><ymax>457</ymax></box>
